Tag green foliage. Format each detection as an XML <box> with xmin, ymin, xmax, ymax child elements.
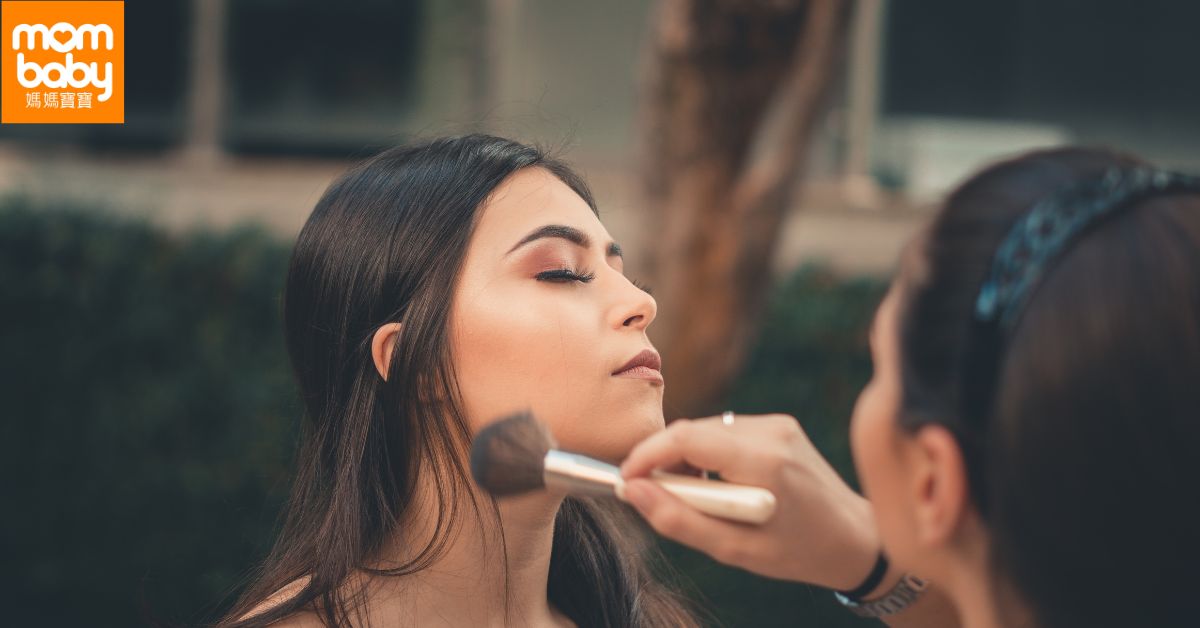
<box><xmin>0</xmin><ymin>198</ymin><xmax>298</xmax><ymax>626</ymax></box>
<box><xmin>1</xmin><ymin>201</ymin><xmax>887</xmax><ymax>626</ymax></box>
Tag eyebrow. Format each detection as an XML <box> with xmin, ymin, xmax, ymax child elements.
<box><xmin>505</xmin><ymin>224</ymin><xmax>622</xmax><ymax>258</ymax></box>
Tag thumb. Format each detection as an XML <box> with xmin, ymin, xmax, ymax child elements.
<box><xmin>622</xmin><ymin>477</ymin><xmax>661</xmax><ymax>513</ymax></box>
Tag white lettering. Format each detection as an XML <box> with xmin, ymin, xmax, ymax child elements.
<box><xmin>16</xmin><ymin>53</ymin><xmax>113</xmax><ymax>102</ymax></box>
<box><xmin>12</xmin><ymin>22</ymin><xmax>112</xmax><ymax>51</ymax></box>
<box><xmin>12</xmin><ymin>24</ymin><xmax>49</xmax><ymax>50</ymax></box>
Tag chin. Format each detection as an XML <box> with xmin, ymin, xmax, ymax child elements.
<box><xmin>562</xmin><ymin>403</ymin><xmax>665</xmax><ymax>463</ymax></box>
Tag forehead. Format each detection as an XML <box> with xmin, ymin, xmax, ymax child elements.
<box><xmin>471</xmin><ymin>167</ymin><xmax>608</xmax><ymax>254</ymax></box>
<box><xmin>897</xmin><ymin>228</ymin><xmax>931</xmax><ymax>287</ymax></box>
<box><xmin>873</xmin><ymin>231</ymin><xmax>927</xmax><ymax>338</ymax></box>
<box><xmin>871</xmin><ymin>281</ymin><xmax>904</xmax><ymax>347</ymax></box>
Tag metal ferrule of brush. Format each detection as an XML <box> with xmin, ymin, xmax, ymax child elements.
<box><xmin>543</xmin><ymin>449</ymin><xmax>622</xmax><ymax>497</ymax></box>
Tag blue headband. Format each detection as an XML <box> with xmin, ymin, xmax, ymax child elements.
<box><xmin>974</xmin><ymin>166</ymin><xmax>1200</xmax><ymax>331</ymax></box>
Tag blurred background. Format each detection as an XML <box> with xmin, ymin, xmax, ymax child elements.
<box><xmin>4</xmin><ymin>0</ymin><xmax>1200</xmax><ymax>625</ymax></box>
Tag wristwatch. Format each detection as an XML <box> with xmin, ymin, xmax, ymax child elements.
<box><xmin>834</xmin><ymin>572</ymin><xmax>929</xmax><ymax>618</ymax></box>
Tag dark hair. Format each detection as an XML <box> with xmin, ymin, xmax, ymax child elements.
<box><xmin>894</xmin><ymin>147</ymin><xmax>1200</xmax><ymax>628</ymax></box>
<box><xmin>216</xmin><ymin>134</ymin><xmax>697</xmax><ymax>627</ymax></box>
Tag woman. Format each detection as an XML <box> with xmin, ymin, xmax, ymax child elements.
<box><xmin>622</xmin><ymin>147</ymin><xmax>1200</xmax><ymax>627</ymax></box>
<box><xmin>218</xmin><ymin>135</ymin><xmax>698</xmax><ymax>627</ymax></box>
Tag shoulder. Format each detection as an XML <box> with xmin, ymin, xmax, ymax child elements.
<box><xmin>251</xmin><ymin>612</ymin><xmax>325</xmax><ymax>628</ymax></box>
<box><xmin>238</xmin><ymin>575</ymin><xmax>325</xmax><ymax>627</ymax></box>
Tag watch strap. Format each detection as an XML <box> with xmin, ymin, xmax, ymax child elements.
<box><xmin>834</xmin><ymin>572</ymin><xmax>929</xmax><ymax>618</ymax></box>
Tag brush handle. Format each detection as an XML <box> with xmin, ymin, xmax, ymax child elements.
<box><xmin>618</xmin><ymin>471</ymin><xmax>777</xmax><ymax>525</ymax></box>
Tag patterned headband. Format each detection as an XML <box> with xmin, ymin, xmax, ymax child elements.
<box><xmin>955</xmin><ymin>166</ymin><xmax>1200</xmax><ymax>512</ymax></box>
<box><xmin>974</xmin><ymin>166</ymin><xmax>1200</xmax><ymax>331</ymax></box>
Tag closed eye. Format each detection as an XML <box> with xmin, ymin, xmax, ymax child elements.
<box><xmin>535</xmin><ymin>267</ymin><xmax>653</xmax><ymax>295</ymax></box>
<box><xmin>536</xmin><ymin>268</ymin><xmax>595</xmax><ymax>283</ymax></box>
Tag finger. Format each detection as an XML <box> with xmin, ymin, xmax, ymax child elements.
<box><xmin>622</xmin><ymin>478</ymin><xmax>753</xmax><ymax>563</ymax></box>
<box><xmin>621</xmin><ymin>413</ymin><xmax>788</xmax><ymax>479</ymax></box>
<box><xmin>620</xmin><ymin>419</ymin><xmax>746</xmax><ymax>479</ymax></box>
<box><xmin>688</xmin><ymin>412</ymin><xmax>801</xmax><ymax>435</ymax></box>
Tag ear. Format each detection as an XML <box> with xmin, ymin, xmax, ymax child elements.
<box><xmin>908</xmin><ymin>423</ymin><xmax>970</xmax><ymax>547</ymax></box>
<box><xmin>371</xmin><ymin>322</ymin><xmax>403</xmax><ymax>381</ymax></box>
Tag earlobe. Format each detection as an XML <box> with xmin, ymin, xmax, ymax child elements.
<box><xmin>911</xmin><ymin>424</ymin><xmax>970</xmax><ymax>547</ymax></box>
<box><xmin>371</xmin><ymin>322</ymin><xmax>403</xmax><ymax>381</ymax></box>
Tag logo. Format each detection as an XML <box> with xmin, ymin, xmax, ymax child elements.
<box><xmin>2</xmin><ymin>1</ymin><xmax>124</xmax><ymax>124</ymax></box>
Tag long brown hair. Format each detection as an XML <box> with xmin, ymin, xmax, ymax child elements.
<box><xmin>216</xmin><ymin>135</ymin><xmax>698</xmax><ymax>627</ymax></box>
<box><xmin>895</xmin><ymin>147</ymin><xmax>1200</xmax><ymax>627</ymax></box>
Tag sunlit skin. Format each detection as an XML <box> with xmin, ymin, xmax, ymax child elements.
<box><xmin>304</xmin><ymin>166</ymin><xmax>663</xmax><ymax>627</ymax></box>
<box><xmin>371</xmin><ymin>167</ymin><xmax>665</xmax><ymax>461</ymax></box>
<box><xmin>449</xmin><ymin>166</ymin><xmax>665</xmax><ymax>462</ymax></box>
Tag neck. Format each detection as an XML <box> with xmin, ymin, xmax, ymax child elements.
<box><xmin>940</xmin><ymin>525</ymin><xmax>1037</xmax><ymax>628</ymax></box>
<box><xmin>362</xmin><ymin>473</ymin><xmax>571</xmax><ymax>627</ymax></box>
<box><xmin>951</xmin><ymin>571</ymin><xmax>1009</xmax><ymax>628</ymax></box>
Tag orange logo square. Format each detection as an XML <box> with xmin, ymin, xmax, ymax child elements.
<box><xmin>1</xmin><ymin>1</ymin><xmax>124</xmax><ymax>124</ymax></box>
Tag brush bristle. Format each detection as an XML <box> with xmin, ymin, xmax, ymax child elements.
<box><xmin>470</xmin><ymin>410</ymin><xmax>558</xmax><ymax>497</ymax></box>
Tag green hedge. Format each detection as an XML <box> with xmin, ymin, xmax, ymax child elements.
<box><xmin>0</xmin><ymin>198</ymin><xmax>886</xmax><ymax>627</ymax></box>
<box><xmin>0</xmin><ymin>198</ymin><xmax>298</xmax><ymax>626</ymax></box>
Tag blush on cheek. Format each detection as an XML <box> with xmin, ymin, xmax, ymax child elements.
<box><xmin>849</xmin><ymin>385</ymin><xmax>904</xmax><ymax>516</ymax></box>
<box><xmin>449</xmin><ymin>301</ymin><xmax>559</xmax><ymax>428</ymax></box>
<box><xmin>848</xmin><ymin>393</ymin><xmax>875</xmax><ymax>488</ymax></box>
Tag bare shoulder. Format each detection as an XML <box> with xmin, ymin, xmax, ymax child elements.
<box><xmin>257</xmin><ymin>611</ymin><xmax>326</xmax><ymax>628</ymax></box>
<box><xmin>238</xmin><ymin>575</ymin><xmax>325</xmax><ymax>627</ymax></box>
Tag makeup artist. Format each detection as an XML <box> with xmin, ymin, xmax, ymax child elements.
<box><xmin>620</xmin><ymin>147</ymin><xmax>1200</xmax><ymax>628</ymax></box>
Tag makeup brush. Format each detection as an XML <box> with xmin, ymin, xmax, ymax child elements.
<box><xmin>470</xmin><ymin>410</ymin><xmax>777</xmax><ymax>525</ymax></box>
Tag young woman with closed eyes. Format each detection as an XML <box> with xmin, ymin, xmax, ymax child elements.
<box><xmin>217</xmin><ymin>135</ymin><xmax>698</xmax><ymax>627</ymax></box>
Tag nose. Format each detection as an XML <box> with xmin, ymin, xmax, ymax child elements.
<box><xmin>610</xmin><ymin>272</ymin><xmax>657</xmax><ymax>331</ymax></box>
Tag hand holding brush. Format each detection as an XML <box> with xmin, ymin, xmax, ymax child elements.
<box><xmin>470</xmin><ymin>410</ymin><xmax>778</xmax><ymax>525</ymax></box>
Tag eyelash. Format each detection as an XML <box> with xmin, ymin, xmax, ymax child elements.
<box><xmin>537</xmin><ymin>268</ymin><xmax>596</xmax><ymax>283</ymax></box>
<box><xmin>535</xmin><ymin>268</ymin><xmax>654</xmax><ymax>295</ymax></box>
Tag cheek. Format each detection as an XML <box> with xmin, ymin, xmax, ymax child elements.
<box><xmin>850</xmin><ymin>380</ymin><xmax>912</xmax><ymax>554</ymax></box>
<box><xmin>850</xmin><ymin>381</ymin><xmax>893</xmax><ymax>498</ymax></box>
<box><xmin>451</xmin><ymin>297</ymin><xmax>597</xmax><ymax>429</ymax></box>
<box><xmin>450</xmin><ymin>291</ymin><xmax>664</xmax><ymax>463</ymax></box>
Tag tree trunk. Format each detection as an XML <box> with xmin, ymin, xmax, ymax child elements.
<box><xmin>182</xmin><ymin>0</ymin><xmax>228</xmax><ymax>165</ymax></box>
<box><xmin>636</xmin><ymin>0</ymin><xmax>854</xmax><ymax>417</ymax></box>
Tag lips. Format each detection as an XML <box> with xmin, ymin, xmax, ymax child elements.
<box><xmin>612</xmin><ymin>349</ymin><xmax>663</xmax><ymax>380</ymax></box>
